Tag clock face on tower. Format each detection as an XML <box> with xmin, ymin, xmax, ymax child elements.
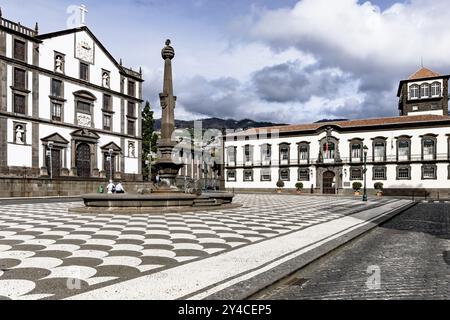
<box><xmin>75</xmin><ymin>32</ymin><xmax>95</xmax><ymax>64</ymax></box>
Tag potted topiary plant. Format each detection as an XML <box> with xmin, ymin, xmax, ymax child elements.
<box><xmin>276</xmin><ymin>180</ymin><xmax>285</xmax><ymax>193</ymax></box>
<box><xmin>295</xmin><ymin>182</ymin><xmax>304</xmax><ymax>194</ymax></box>
<box><xmin>374</xmin><ymin>182</ymin><xmax>384</xmax><ymax>197</ymax></box>
<box><xmin>353</xmin><ymin>182</ymin><xmax>362</xmax><ymax>196</ymax></box>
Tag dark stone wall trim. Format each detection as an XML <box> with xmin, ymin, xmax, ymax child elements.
<box><xmin>0</xmin><ymin>55</ymin><xmax>143</xmax><ymax>103</ymax></box>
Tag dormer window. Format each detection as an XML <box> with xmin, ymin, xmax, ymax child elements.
<box><xmin>420</xmin><ymin>83</ymin><xmax>430</xmax><ymax>98</ymax></box>
<box><xmin>431</xmin><ymin>82</ymin><xmax>441</xmax><ymax>97</ymax></box>
<box><xmin>410</xmin><ymin>84</ymin><xmax>419</xmax><ymax>99</ymax></box>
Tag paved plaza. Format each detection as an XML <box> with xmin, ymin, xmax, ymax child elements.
<box><xmin>255</xmin><ymin>202</ymin><xmax>450</xmax><ymax>300</ymax></box>
<box><xmin>0</xmin><ymin>194</ymin><xmax>405</xmax><ymax>300</ymax></box>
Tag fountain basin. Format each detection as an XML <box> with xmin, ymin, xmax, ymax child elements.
<box><xmin>69</xmin><ymin>192</ymin><xmax>239</xmax><ymax>214</ymax></box>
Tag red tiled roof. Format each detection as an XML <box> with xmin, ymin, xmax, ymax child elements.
<box><xmin>232</xmin><ymin>115</ymin><xmax>450</xmax><ymax>136</ymax></box>
<box><xmin>408</xmin><ymin>67</ymin><xmax>441</xmax><ymax>80</ymax></box>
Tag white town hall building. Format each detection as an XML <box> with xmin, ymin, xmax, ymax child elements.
<box><xmin>0</xmin><ymin>9</ymin><xmax>143</xmax><ymax>196</ymax></box>
<box><xmin>224</xmin><ymin>67</ymin><xmax>450</xmax><ymax>197</ymax></box>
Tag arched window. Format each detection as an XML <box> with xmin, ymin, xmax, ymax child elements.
<box><xmin>374</xmin><ymin>141</ymin><xmax>386</xmax><ymax>162</ymax></box>
<box><xmin>420</xmin><ymin>83</ymin><xmax>430</xmax><ymax>98</ymax></box>
<box><xmin>323</xmin><ymin>141</ymin><xmax>335</xmax><ymax>160</ymax></box>
<box><xmin>351</xmin><ymin>143</ymin><xmax>362</xmax><ymax>160</ymax></box>
<box><xmin>279</xmin><ymin>143</ymin><xmax>290</xmax><ymax>164</ymax></box>
<box><xmin>431</xmin><ymin>82</ymin><xmax>441</xmax><ymax>97</ymax></box>
<box><xmin>422</xmin><ymin>137</ymin><xmax>436</xmax><ymax>160</ymax></box>
<box><xmin>398</xmin><ymin>140</ymin><xmax>410</xmax><ymax>161</ymax></box>
<box><xmin>298</xmin><ymin>142</ymin><xmax>310</xmax><ymax>164</ymax></box>
<box><xmin>261</xmin><ymin>144</ymin><xmax>272</xmax><ymax>163</ymax></box>
<box><xmin>410</xmin><ymin>84</ymin><xmax>419</xmax><ymax>99</ymax></box>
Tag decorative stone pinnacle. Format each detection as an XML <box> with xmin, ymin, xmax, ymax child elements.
<box><xmin>161</xmin><ymin>39</ymin><xmax>175</xmax><ymax>60</ymax></box>
<box><xmin>35</xmin><ymin>22</ymin><xmax>39</xmax><ymax>33</ymax></box>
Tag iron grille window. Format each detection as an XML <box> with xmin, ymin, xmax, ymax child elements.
<box><xmin>298</xmin><ymin>169</ymin><xmax>309</xmax><ymax>181</ymax></box>
<box><xmin>51</xmin><ymin>103</ymin><xmax>62</xmax><ymax>121</ymax></box>
<box><xmin>13</xmin><ymin>39</ymin><xmax>26</xmax><ymax>61</ymax></box>
<box><xmin>77</xmin><ymin>101</ymin><xmax>91</xmax><ymax>114</ymax></box>
<box><xmin>51</xmin><ymin>79</ymin><xmax>62</xmax><ymax>97</ymax></box>
<box><xmin>351</xmin><ymin>168</ymin><xmax>362</xmax><ymax>180</ymax></box>
<box><xmin>373</xmin><ymin>167</ymin><xmax>386</xmax><ymax>180</ymax></box>
<box><xmin>14</xmin><ymin>68</ymin><xmax>26</xmax><ymax>90</ymax></box>
<box><xmin>79</xmin><ymin>62</ymin><xmax>89</xmax><ymax>81</ymax></box>
<box><xmin>14</xmin><ymin>94</ymin><xmax>26</xmax><ymax>114</ymax></box>
<box><xmin>397</xmin><ymin>167</ymin><xmax>410</xmax><ymax>180</ymax></box>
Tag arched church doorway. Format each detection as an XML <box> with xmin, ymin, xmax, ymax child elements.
<box><xmin>76</xmin><ymin>143</ymin><xmax>91</xmax><ymax>178</ymax></box>
<box><xmin>323</xmin><ymin>171</ymin><xmax>336</xmax><ymax>194</ymax></box>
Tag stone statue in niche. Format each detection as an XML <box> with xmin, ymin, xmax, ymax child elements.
<box><xmin>102</xmin><ymin>72</ymin><xmax>110</xmax><ymax>88</ymax></box>
<box><xmin>55</xmin><ymin>55</ymin><xmax>64</xmax><ymax>73</ymax></box>
<box><xmin>128</xmin><ymin>143</ymin><xmax>135</xmax><ymax>157</ymax></box>
<box><xmin>15</xmin><ymin>125</ymin><xmax>25</xmax><ymax>144</ymax></box>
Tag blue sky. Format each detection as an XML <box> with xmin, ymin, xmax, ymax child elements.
<box><xmin>4</xmin><ymin>0</ymin><xmax>450</xmax><ymax>124</ymax></box>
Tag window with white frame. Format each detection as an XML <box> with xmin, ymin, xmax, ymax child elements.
<box><xmin>431</xmin><ymin>82</ymin><xmax>441</xmax><ymax>97</ymax></box>
<box><xmin>420</xmin><ymin>83</ymin><xmax>430</xmax><ymax>98</ymax></box>
<box><xmin>409</xmin><ymin>84</ymin><xmax>419</xmax><ymax>99</ymax></box>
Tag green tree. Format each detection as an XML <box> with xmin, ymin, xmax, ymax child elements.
<box><xmin>141</xmin><ymin>101</ymin><xmax>158</xmax><ymax>181</ymax></box>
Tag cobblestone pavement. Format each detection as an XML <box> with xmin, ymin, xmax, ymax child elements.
<box><xmin>255</xmin><ymin>202</ymin><xmax>450</xmax><ymax>300</ymax></box>
<box><xmin>0</xmin><ymin>194</ymin><xmax>397</xmax><ymax>300</ymax></box>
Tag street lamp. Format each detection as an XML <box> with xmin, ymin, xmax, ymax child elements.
<box><xmin>363</xmin><ymin>145</ymin><xmax>369</xmax><ymax>202</ymax></box>
<box><xmin>47</xmin><ymin>141</ymin><xmax>54</xmax><ymax>180</ymax></box>
<box><xmin>108</xmin><ymin>148</ymin><xmax>113</xmax><ymax>182</ymax></box>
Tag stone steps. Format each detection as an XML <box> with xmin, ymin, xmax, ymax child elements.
<box><xmin>193</xmin><ymin>198</ymin><xmax>220</xmax><ymax>207</ymax></box>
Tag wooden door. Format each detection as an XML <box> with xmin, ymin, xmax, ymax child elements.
<box><xmin>323</xmin><ymin>171</ymin><xmax>336</xmax><ymax>194</ymax></box>
<box><xmin>76</xmin><ymin>143</ymin><xmax>91</xmax><ymax>178</ymax></box>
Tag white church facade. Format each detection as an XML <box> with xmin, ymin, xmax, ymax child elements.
<box><xmin>0</xmin><ymin>9</ymin><xmax>143</xmax><ymax>193</ymax></box>
<box><xmin>224</xmin><ymin>68</ymin><xmax>450</xmax><ymax>197</ymax></box>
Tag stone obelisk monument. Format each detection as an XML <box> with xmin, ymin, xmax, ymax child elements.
<box><xmin>155</xmin><ymin>39</ymin><xmax>183</xmax><ymax>192</ymax></box>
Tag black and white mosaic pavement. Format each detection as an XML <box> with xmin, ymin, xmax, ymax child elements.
<box><xmin>0</xmin><ymin>194</ymin><xmax>395</xmax><ymax>300</ymax></box>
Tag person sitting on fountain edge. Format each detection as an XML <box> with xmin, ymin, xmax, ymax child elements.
<box><xmin>115</xmin><ymin>182</ymin><xmax>126</xmax><ymax>194</ymax></box>
<box><xmin>106</xmin><ymin>180</ymin><xmax>115</xmax><ymax>194</ymax></box>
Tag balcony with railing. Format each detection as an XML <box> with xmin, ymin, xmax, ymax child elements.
<box><xmin>225</xmin><ymin>153</ymin><xmax>449</xmax><ymax>167</ymax></box>
<box><xmin>0</xmin><ymin>17</ymin><xmax>37</xmax><ymax>37</ymax></box>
